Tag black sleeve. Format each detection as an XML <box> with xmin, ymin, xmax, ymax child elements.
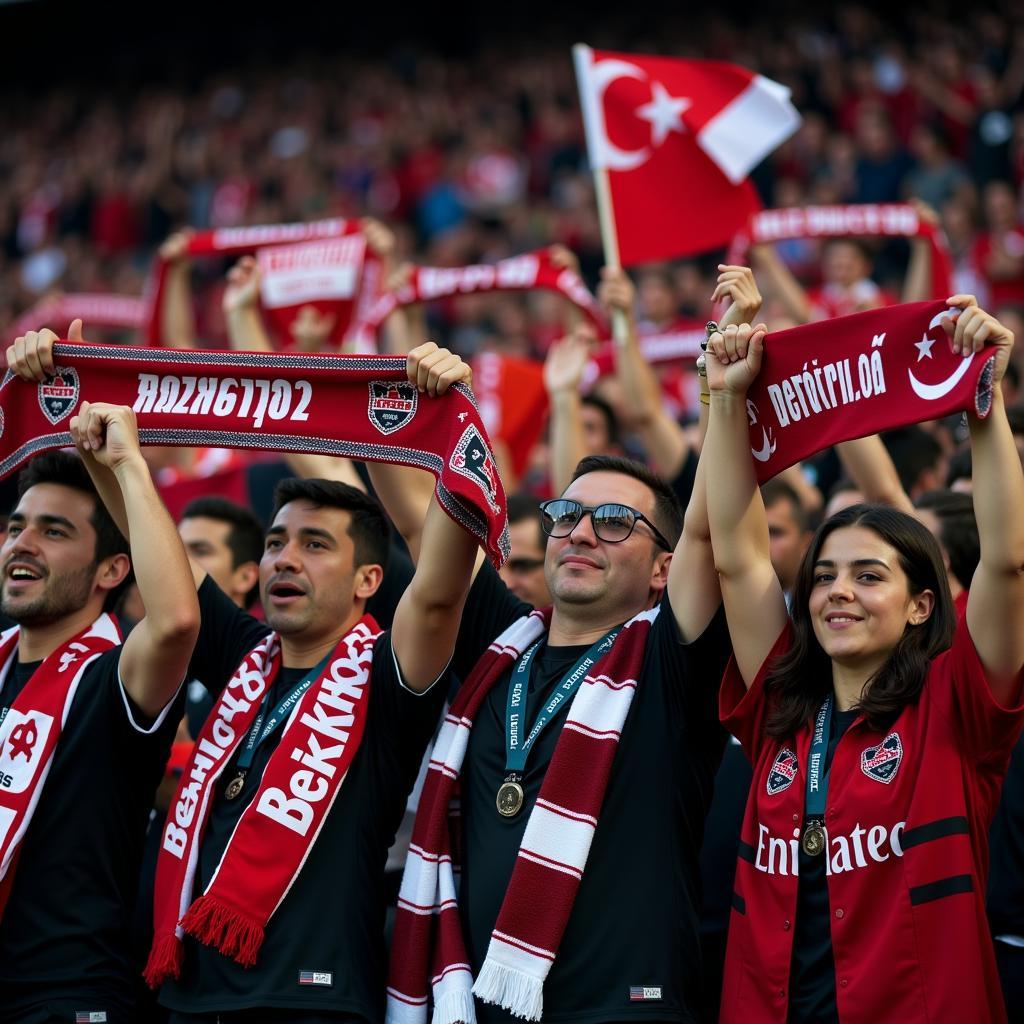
<box><xmin>649</xmin><ymin>596</ymin><xmax>732</xmax><ymax>732</ymax></box>
<box><xmin>669</xmin><ymin>448</ymin><xmax>700</xmax><ymax>511</ymax></box>
<box><xmin>189</xmin><ymin>575</ymin><xmax>271</xmax><ymax>699</ymax></box>
<box><xmin>368</xmin><ymin>631</ymin><xmax>450</xmax><ymax>753</ymax></box>
<box><xmin>450</xmin><ymin>561</ymin><xmax>532</xmax><ymax>684</ymax></box>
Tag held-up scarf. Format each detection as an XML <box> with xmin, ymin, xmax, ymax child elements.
<box><xmin>740</xmin><ymin>301</ymin><xmax>996</xmax><ymax>483</ymax></box>
<box><xmin>143</xmin><ymin>218</ymin><xmax>381</xmax><ymax>350</ymax></box>
<box><xmin>6</xmin><ymin>293</ymin><xmax>146</xmax><ymax>343</ymax></box>
<box><xmin>386</xmin><ymin>605</ymin><xmax>659</xmax><ymax>1024</ymax></box>
<box><xmin>145</xmin><ymin>615</ymin><xmax>381</xmax><ymax>986</ymax></box>
<box><xmin>0</xmin><ymin>342</ymin><xmax>509</xmax><ymax>567</ymax></box>
<box><xmin>726</xmin><ymin>203</ymin><xmax>955</xmax><ymax>302</ymax></box>
<box><xmin>0</xmin><ymin>614</ymin><xmax>121</xmax><ymax>921</ymax></box>
<box><xmin>350</xmin><ymin>249</ymin><xmax>608</xmax><ymax>346</ymax></box>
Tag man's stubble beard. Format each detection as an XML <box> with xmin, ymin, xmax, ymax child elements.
<box><xmin>0</xmin><ymin>562</ymin><xmax>97</xmax><ymax>626</ymax></box>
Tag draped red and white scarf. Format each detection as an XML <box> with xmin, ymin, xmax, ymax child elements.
<box><xmin>387</xmin><ymin>605</ymin><xmax>658</xmax><ymax>1024</ymax></box>
<box><xmin>727</xmin><ymin>202</ymin><xmax>955</xmax><ymax>301</ymax></box>
<box><xmin>0</xmin><ymin>342</ymin><xmax>509</xmax><ymax>567</ymax></box>
<box><xmin>145</xmin><ymin>615</ymin><xmax>380</xmax><ymax>987</ymax></box>
<box><xmin>0</xmin><ymin>614</ymin><xmax>121</xmax><ymax>921</ymax></box>
<box><xmin>143</xmin><ymin>218</ymin><xmax>381</xmax><ymax>350</ymax></box>
<box><xmin>739</xmin><ymin>301</ymin><xmax>996</xmax><ymax>483</ymax></box>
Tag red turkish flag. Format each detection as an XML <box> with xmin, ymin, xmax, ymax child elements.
<box><xmin>574</xmin><ymin>46</ymin><xmax>800</xmax><ymax>264</ymax></box>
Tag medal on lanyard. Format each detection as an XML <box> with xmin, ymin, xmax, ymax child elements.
<box><xmin>224</xmin><ymin>653</ymin><xmax>330</xmax><ymax>801</ymax></box>
<box><xmin>801</xmin><ymin>695</ymin><xmax>834</xmax><ymax>857</ymax></box>
<box><xmin>497</xmin><ymin>628</ymin><xmax>619</xmax><ymax>818</ymax></box>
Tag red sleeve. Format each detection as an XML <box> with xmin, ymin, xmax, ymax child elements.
<box><xmin>930</xmin><ymin>615</ymin><xmax>1024</xmax><ymax>768</ymax></box>
<box><xmin>719</xmin><ymin>623</ymin><xmax>793</xmax><ymax>764</ymax></box>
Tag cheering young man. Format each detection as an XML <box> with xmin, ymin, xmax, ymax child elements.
<box><xmin>0</xmin><ymin>333</ymin><xmax>199</xmax><ymax>1024</ymax></box>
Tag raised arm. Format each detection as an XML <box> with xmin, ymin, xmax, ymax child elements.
<box><xmin>223</xmin><ymin>256</ymin><xmax>274</xmax><ymax>352</ymax></box>
<box><xmin>600</xmin><ymin>267</ymin><xmax>688</xmax><ymax>479</ymax></box>
<box><xmin>750</xmin><ymin>242</ymin><xmax>811</xmax><ymax>325</ymax></box>
<box><xmin>704</xmin><ymin>323</ymin><xmax>790</xmax><ymax>686</ymax></box>
<box><xmin>902</xmin><ymin>203</ymin><xmax>938</xmax><ymax>303</ymax></box>
<box><xmin>390</xmin><ymin>345</ymin><xmax>482</xmax><ymax>691</ymax></box>
<box><xmin>834</xmin><ymin>435</ymin><xmax>915</xmax><ymax>512</ymax></box>
<box><xmin>948</xmin><ymin>297</ymin><xmax>1024</xmax><ymax>698</ymax></box>
<box><xmin>158</xmin><ymin>231</ymin><xmax>197</xmax><ymax>350</ymax></box>
<box><xmin>544</xmin><ymin>325</ymin><xmax>592</xmax><ymax>495</ymax></box>
<box><xmin>70</xmin><ymin>401</ymin><xmax>200</xmax><ymax>716</ymax></box>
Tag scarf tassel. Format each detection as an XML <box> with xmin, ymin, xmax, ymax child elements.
<box><xmin>180</xmin><ymin>894</ymin><xmax>265</xmax><ymax>967</ymax></box>
<box><xmin>472</xmin><ymin>962</ymin><xmax>544</xmax><ymax>1022</ymax></box>
<box><xmin>142</xmin><ymin>933</ymin><xmax>183</xmax><ymax>989</ymax></box>
<box><xmin>433</xmin><ymin>988</ymin><xmax>477</xmax><ymax>1024</ymax></box>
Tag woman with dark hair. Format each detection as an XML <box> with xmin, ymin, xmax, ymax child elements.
<box><xmin>703</xmin><ymin>296</ymin><xmax>1024</xmax><ymax>1024</ymax></box>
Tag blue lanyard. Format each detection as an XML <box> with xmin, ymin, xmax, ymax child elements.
<box><xmin>236</xmin><ymin>653</ymin><xmax>331</xmax><ymax>772</ymax></box>
<box><xmin>805</xmin><ymin>695</ymin><xmax>834</xmax><ymax>820</ymax></box>
<box><xmin>504</xmin><ymin>628</ymin><xmax>619</xmax><ymax>775</ymax></box>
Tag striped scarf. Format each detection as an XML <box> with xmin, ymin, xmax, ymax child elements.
<box><xmin>386</xmin><ymin>604</ymin><xmax>658</xmax><ymax>1023</ymax></box>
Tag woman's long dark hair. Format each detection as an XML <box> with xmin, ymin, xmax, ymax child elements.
<box><xmin>764</xmin><ymin>504</ymin><xmax>956</xmax><ymax>739</ymax></box>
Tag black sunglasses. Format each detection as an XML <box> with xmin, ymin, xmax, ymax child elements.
<box><xmin>538</xmin><ymin>499</ymin><xmax>673</xmax><ymax>551</ymax></box>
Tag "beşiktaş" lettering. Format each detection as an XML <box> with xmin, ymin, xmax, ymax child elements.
<box><xmin>134</xmin><ymin>374</ymin><xmax>312</xmax><ymax>429</ymax></box>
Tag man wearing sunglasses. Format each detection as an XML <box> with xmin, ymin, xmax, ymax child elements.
<box><xmin>399</xmin><ymin>446</ymin><xmax>729</xmax><ymax>1024</ymax></box>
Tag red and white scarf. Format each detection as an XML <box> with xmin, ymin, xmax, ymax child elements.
<box><xmin>740</xmin><ymin>301</ymin><xmax>996</xmax><ymax>483</ymax></box>
<box><xmin>727</xmin><ymin>202</ymin><xmax>955</xmax><ymax>301</ymax></box>
<box><xmin>0</xmin><ymin>614</ymin><xmax>121</xmax><ymax>920</ymax></box>
<box><xmin>143</xmin><ymin>218</ymin><xmax>381</xmax><ymax>350</ymax></box>
<box><xmin>0</xmin><ymin>342</ymin><xmax>509</xmax><ymax>567</ymax></box>
<box><xmin>350</xmin><ymin>249</ymin><xmax>607</xmax><ymax>346</ymax></box>
<box><xmin>145</xmin><ymin>615</ymin><xmax>381</xmax><ymax>987</ymax></box>
<box><xmin>387</xmin><ymin>605</ymin><xmax>658</xmax><ymax>1023</ymax></box>
<box><xmin>6</xmin><ymin>293</ymin><xmax>146</xmax><ymax>343</ymax></box>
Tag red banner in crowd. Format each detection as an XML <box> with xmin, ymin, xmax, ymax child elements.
<box><xmin>143</xmin><ymin>218</ymin><xmax>381</xmax><ymax>350</ymax></box>
<box><xmin>6</xmin><ymin>294</ymin><xmax>146</xmax><ymax>342</ymax></box>
<box><xmin>742</xmin><ymin>301</ymin><xmax>994</xmax><ymax>482</ymax></box>
<box><xmin>0</xmin><ymin>342</ymin><xmax>509</xmax><ymax>566</ymax></box>
<box><xmin>351</xmin><ymin>249</ymin><xmax>606</xmax><ymax>343</ymax></box>
<box><xmin>727</xmin><ymin>204</ymin><xmax>955</xmax><ymax>302</ymax></box>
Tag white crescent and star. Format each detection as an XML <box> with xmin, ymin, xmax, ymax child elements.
<box><xmin>908</xmin><ymin>308</ymin><xmax>976</xmax><ymax>401</ymax></box>
<box><xmin>592</xmin><ymin>60</ymin><xmax>691</xmax><ymax>170</ymax></box>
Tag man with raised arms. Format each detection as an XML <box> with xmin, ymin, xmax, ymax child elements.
<box><xmin>1</xmin><ymin>323</ymin><xmax>200</xmax><ymax>1024</ymax></box>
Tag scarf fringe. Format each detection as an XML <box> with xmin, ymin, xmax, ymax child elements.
<box><xmin>180</xmin><ymin>894</ymin><xmax>265</xmax><ymax>967</ymax></box>
<box><xmin>433</xmin><ymin>988</ymin><xmax>477</xmax><ymax>1024</ymax></box>
<box><xmin>473</xmin><ymin>961</ymin><xmax>543</xmax><ymax>1021</ymax></box>
<box><xmin>142</xmin><ymin>933</ymin><xmax>183</xmax><ymax>989</ymax></box>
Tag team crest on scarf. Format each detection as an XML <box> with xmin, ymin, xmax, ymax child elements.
<box><xmin>449</xmin><ymin>423</ymin><xmax>500</xmax><ymax>512</ymax></box>
<box><xmin>38</xmin><ymin>367</ymin><xmax>80</xmax><ymax>424</ymax></box>
<box><xmin>0</xmin><ymin>710</ymin><xmax>54</xmax><ymax>793</ymax></box>
<box><xmin>367</xmin><ymin>380</ymin><xmax>418</xmax><ymax>435</ymax></box>
<box><xmin>861</xmin><ymin>732</ymin><xmax>903</xmax><ymax>784</ymax></box>
<box><xmin>767</xmin><ymin>747</ymin><xmax>798</xmax><ymax>796</ymax></box>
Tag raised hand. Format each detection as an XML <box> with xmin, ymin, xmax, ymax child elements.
<box><xmin>548</xmin><ymin>243</ymin><xmax>582</xmax><ymax>276</ymax></box>
<box><xmin>6</xmin><ymin>318</ymin><xmax>84</xmax><ymax>381</ymax></box>
<box><xmin>711</xmin><ymin>265</ymin><xmax>762</xmax><ymax>323</ymax></box>
<box><xmin>291</xmin><ymin>306</ymin><xmax>337</xmax><ymax>352</ymax></box>
<box><xmin>407</xmin><ymin>341</ymin><xmax>472</xmax><ymax>396</ymax></box>
<box><xmin>941</xmin><ymin>294</ymin><xmax>1015</xmax><ymax>384</ymax></box>
<box><xmin>69</xmin><ymin>402</ymin><xmax>144</xmax><ymax>472</ymax></box>
<box><xmin>705</xmin><ymin>322</ymin><xmax>768</xmax><ymax>396</ymax></box>
<box><xmin>544</xmin><ymin>324</ymin><xmax>595</xmax><ymax>395</ymax></box>
<box><xmin>362</xmin><ymin>218</ymin><xmax>397</xmax><ymax>263</ymax></box>
<box><xmin>597</xmin><ymin>267</ymin><xmax>636</xmax><ymax>315</ymax></box>
<box><xmin>223</xmin><ymin>256</ymin><xmax>261</xmax><ymax>315</ymax></box>
<box><xmin>158</xmin><ymin>230</ymin><xmax>193</xmax><ymax>264</ymax></box>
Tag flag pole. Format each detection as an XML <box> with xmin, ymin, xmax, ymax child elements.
<box><xmin>573</xmin><ymin>43</ymin><xmax>630</xmax><ymax>346</ymax></box>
